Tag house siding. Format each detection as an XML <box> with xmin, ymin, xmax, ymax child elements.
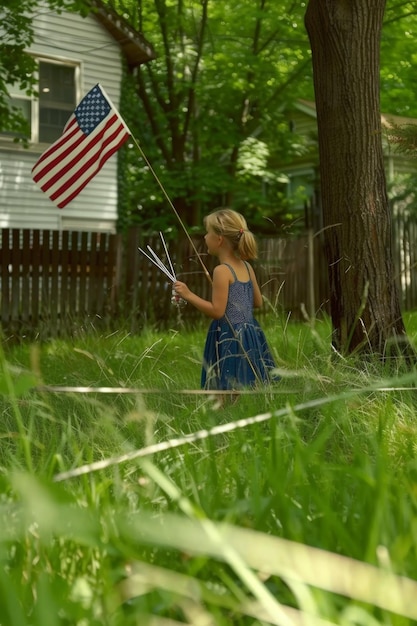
<box><xmin>288</xmin><ymin>110</ymin><xmax>317</xmax><ymax>137</ymax></box>
<box><xmin>0</xmin><ymin>6</ymin><xmax>129</xmax><ymax>233</ymax></box>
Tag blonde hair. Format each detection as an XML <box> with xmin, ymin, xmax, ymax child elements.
<box><xmin>203</xmin><ymin>208</ymin><xmax>258</xmax><ymax>260</ymax></box>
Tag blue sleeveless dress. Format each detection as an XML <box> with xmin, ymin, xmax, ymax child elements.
<box><xmin>201</xmin><ymin>262</ymin><xmax>276</xmax><ymax>390</ymax></box>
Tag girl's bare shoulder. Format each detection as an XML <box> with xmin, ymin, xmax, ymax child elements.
<box><xmin>213</xmin><ymin>263</ymin><xmax>234</xmax><ymax>283</ymax></box>
<box><xmin>213</xmin><ymin>263</ymin><xmax>231</xmax><ymax>275</ymax></box>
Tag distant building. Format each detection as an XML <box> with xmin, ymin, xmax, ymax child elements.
<box><xmin>281</xmin><ymin>100</ymin><xmax>417</xmax><ymax>218</ymax></box>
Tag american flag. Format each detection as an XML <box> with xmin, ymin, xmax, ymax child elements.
<box><xmin>32</xmin><ymin>84</ymin><xmax>130</xmax><ymax>209</ymax></box>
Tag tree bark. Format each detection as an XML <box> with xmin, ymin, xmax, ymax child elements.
<box><xmin>305</xmin><ymin>0</ymin><xmax>411</xmax><ymax>357</ymax></box>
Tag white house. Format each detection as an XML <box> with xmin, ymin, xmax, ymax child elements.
<box><xmin>0</xmin><ymin>0</ymin><xmax>154</xmax><ymax>233</ymax></box>
<box><xmin>281</xmin><ymin>100</ymin><xmax>417</xmax><ymax>211</ymax></box>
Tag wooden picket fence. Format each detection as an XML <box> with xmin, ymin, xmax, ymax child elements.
<box><xmin>2</xmin><ymin>215</ymin><xmax>415</xmax><ymax>340</ymax></box>
<box><xmin>392</xmin><ymin>210</ymin><xmax>417</xmax><ymax>311</ymax></box>
<box><xmin>0</xmin><ymin>226</ymin><xmax>331</xmax><ymax>339</ymax></box>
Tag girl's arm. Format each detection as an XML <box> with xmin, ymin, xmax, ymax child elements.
<box><xmin>245</xmin><ymin>263</ymin><xmax>264</xmax><ymax>308</ymax></box>
<box><xmin>174</xmin><ymin>265</ymin><xmax>230</xmax><ymax>319</ymax></box>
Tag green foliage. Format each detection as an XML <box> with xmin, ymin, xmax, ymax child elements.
<box><xmin>0</xmin><ymin>1</ymin><xmax>36</xmax><ymax>138</ymax></box>
<box><xmin>385</xmin><ymin>121</ymin><xmax>417</xmax><ymax>157</ymax></box>
<box><xmin>114</xmin><ymin>0</ymin><xmax>315</xmax><ymax>230</ymax></box>
<box><xmin>381</xmin><ymin>1</ymin><xmax>417</xmax><ymax>117</ymax></box>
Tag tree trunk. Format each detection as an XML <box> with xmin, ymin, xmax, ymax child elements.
<box><xmin>305</xmin><ymin>0</ymin><xmax>411</xmax><ymax>358</ymax></box>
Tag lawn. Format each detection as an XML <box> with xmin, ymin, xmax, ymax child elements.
<box><xmin>1</xmin><ymin>312</ymin><xmax>417</xmax><ymax>625</ymax></box>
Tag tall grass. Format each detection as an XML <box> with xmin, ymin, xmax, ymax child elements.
<box><xmin>1</xmin><ymin>313</ymin><xmax>417</xmax><ymax>625</ymax></box>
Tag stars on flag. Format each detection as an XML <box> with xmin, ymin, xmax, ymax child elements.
<box><xmin>75</xmin><ymin>85</ymin><xmax>111</xmax><ymax>134</ymax></box>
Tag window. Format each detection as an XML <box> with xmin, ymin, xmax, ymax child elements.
<box><xmin>1</xmin><ymin>58</ymin><xmax>79</xmax><ymax>144</ymax></box>
<box><xmin>38</xmin><ymin>61</ymin><xmax>77</xmax><ymax>143</ymax></box>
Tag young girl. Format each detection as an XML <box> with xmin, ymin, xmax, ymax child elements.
<box><xmin>174</xmin><ymin>208</ymin><xmax>277</xmax><ymax>390</ymax></box>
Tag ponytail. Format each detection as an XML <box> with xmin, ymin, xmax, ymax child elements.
<box><xmin>204</xmin><ymin>208</ymin><xmax>258</xmax><ymax>260</ymax></box>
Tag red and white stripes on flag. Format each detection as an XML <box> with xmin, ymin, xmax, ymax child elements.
<box><xmin>32</xmin><ymin>84</ymin><xmax>130</xmax><ymax>209</ymax></box>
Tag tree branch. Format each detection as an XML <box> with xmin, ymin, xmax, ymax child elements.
<box><xmin>181</xmin><ymin>0</ymin><xmax>210</xmax><ymax>152</ymax></box>
<box><xmin>136</xmin><ymin>68</ymin><xmax>173</xmax><ymax>164</ymax></box>
<box><xmin>383</xmin><ymin>10</ymin><xmax>417</xmax><ymax>25</ymax></box>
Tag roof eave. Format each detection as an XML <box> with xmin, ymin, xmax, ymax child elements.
<box><xmin>90</xmin><ymin>0</ymin><xmax>155</xmax><ymax>68</ymax></box>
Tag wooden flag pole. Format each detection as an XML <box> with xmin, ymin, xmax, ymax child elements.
<box><xmin>130</xmin><ymin>135</ymin><xmax>212</xmax><ymax>285</ymax></box>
